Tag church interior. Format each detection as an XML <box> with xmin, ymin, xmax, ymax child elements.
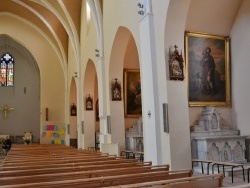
<box><xmin>1</xmin><ymin>0</ymin><xmax>250</xmax><ymax>187</ymax></box>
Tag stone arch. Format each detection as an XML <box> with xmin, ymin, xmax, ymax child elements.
<box><xmin>0</xmin><ymin>35</ymin><xmax>40</xmax><ymax>141</ymax></box>
<box><xmin>83</xmin><ymin>59</ymin><xmax>97</xmax><ymax>149</ymax></box>
<box><xmin>69</xmin><ymin>77</ymin><xmax>77</xmax><ymax>147</ymax></box>
<box><xmin>109</xmin><ymin>26</ymin><xmax>140</xmax><ymax>151</ymax></box>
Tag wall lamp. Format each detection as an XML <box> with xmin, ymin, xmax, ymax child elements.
<box><xmin>95</xmin><ymin>49</ymin><xmax>100</xmax><ymax>57</ymax></box>
<box><xmin>74</xmin><ymin>72</ymin><xmax>78</xmax><ymax>78</ymax></box>
<box><xmin>138</xmin><ymin>3</ymin><xmax>143</xmax><ymax>8</ymax></box>
<box><xmin>138</xmin><ymin>10</ymin><xmax>144</xmax><ymax>15</ymax></box>
<box><xmin>137</xmin><ymin>3</ymin><xmax>144</xmax><ymax>15</ymax></box>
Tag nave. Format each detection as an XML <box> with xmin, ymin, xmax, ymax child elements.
<box><xmin>0</xmin><ymin>144</ymin><xmax>244</xmax><ymax>188</ymax></box>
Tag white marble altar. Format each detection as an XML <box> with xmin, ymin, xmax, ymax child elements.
<box><xmin>191</xmin><ymin>107</ymin><xmax>247</xmax><ymax>163</ymax></box>
<box><xmin>125</xmin><ymin>117</ymin><xmax>144</xmax><ymax>152</ymax></box>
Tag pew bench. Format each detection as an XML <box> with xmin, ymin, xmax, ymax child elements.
<box><xmin>0</xmin><ymin>169</ymin><xmax>193</xmax><ymax>188</ymax></box>
<box><xmin>211</xmin><ymin>161</ymin><xmax>245</xmax><ymax>183</ymax></box>
<box><xmin>104</xmin><ymin>173</ymin><xmax>224</xmax><ymax>188</ymax></box>
<box><xmin>192</xmin><ymin>159</ymin><xmax>213</xmax><ymax>175</ymax></box>
<box><xmin>0</xmin><ymin>165</ymin><xmax>171</xmax><ymax>186</ymax></box>
<box><xmin>120</xmin><ymin>150</ymin><xmax>135</xmax><ymax>159</ymax></box>
<box><xmin>2</xmin><ymin>156</ymin><xmax>124</xmax><ymax>167</ymax></box>
<box><xmin>0</xmin><ymin>161</ymin><xmax>152</xmax><ymax>177</ymax></box>
<box><xmin>120</xmin><ymin>150</ymin><xmax>144</xmax><ymax>162</ymax></box>
<box><xmin>0</xmin><ymin>158</ymin><xmax>140</xmax><ymax>171</ymax></box>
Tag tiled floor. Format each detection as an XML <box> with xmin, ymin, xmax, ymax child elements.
<box><xmin>193</xmin><ymin>166</ymin><xmax>250</xmax><ymax>187</ymax></box>
<box><xmin>223</xmin><ymin>175</ymin><xmax>249</xmax><ymax>187</ymax></box>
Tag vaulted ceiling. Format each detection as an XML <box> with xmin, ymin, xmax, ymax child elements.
<box><xmin>0</xmin><ymin>0</ymin><xmax>83</xmax><ymax>62</ymax></box>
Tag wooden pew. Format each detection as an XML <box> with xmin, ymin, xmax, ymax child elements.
<box><xmin>3</xmin><ymin>152</ymin><xmax>107</xmax><ymax>163</ymax></box>
<box><xmin>211</xmin><ymin>161</ymin><xmax>245</xmax><ymax>183</ymax></box>
<box><xmin>104</xmin><ymin>173</ymin><xmax>224</xmax><ymax>188</ymax></box>
<box><xmin>0</xmin><ymin>165</ymin><xmax>172</xmax><ymax>186</ymax></box>
<box><xmin>0</xmin><ymin>162</ymin><xmax>152</xmax><ymax>177</ymax></box>
<box><xmin>1</xmin><ymin>144</ymin><xmax>196</xmax><ymax>188</ymax></box>
<box><xmin>0</xmin><ymin>158</ymin><xmax>138</xmax><ymax>171</ymax></box>
<box><xmin>0</xmin><ymin>169</ymin><xmax>193</xmax><ymax>188</ymax></box>
<box><xmin>2</xmin><ymin>156</ymin><xmax>125</xmax><ymax>167</ymax></box>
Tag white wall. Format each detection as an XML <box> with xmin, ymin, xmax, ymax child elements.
<box><xmin>164</xmin><ymin>0</ymin><xmax>191</xmax><ymax>169</ymax></box>
<box><xmin>0</xmin><ymin>36</ymin><xmax>40</xmax><ymax>141</ymax></box>
<box><xmin>186</xmin><ymin>0</ymin><xmax>242</xmax><ymax>126</ymax></box>
<box><xmin>0</xmin><ymin>15</ymin><xmax>66</xmax><ymax>144</ymax></box>
<box><xmin>230</xmin><ymin>0</ymin><xmax>250</xmax><ymax>135</ymax></box>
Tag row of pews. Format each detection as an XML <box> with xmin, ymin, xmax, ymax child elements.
<box><xmin>0</xmin><ymin>144</ymin><xmax>224</xmax><ymax>188</ymax></box>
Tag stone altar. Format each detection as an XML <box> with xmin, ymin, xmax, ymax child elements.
<box><xmin>191</xmin><ymin>107</ymin><xmax>247</xmax><ymax>163</ymax></box>
<box><xmin>125</xmin><ymin>117</ymin><xmax>144</xmax><ymax>152</ymax></box>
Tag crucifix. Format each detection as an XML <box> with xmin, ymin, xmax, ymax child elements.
<box><xmin>0</xmin><ymin>104</ymin><xmax>15</xmax><ymax>119</ymax></box>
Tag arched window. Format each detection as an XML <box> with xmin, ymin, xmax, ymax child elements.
<box><xmin>0</xmin><ymin>53</ymin><xmax>14</xmax><ymax>86</ymax></box>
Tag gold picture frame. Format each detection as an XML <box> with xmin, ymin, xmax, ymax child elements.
<box><xmin>185</xmin><ymin>31</ymin><xmax>231</xmax><ymax>106</ymax></box>
<box><xmin>124</xmin><ymin>69</ymin><xmax>142</xmax><ymax>117</ymax></box>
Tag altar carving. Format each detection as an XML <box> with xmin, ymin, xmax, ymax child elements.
<box><xmin>191</xmin><ymin>107</ymin><xmax>247</xmax><ymax>163</ymax></box>
<box><xmin>125</xmin><ymin>117</ymin><xmax>144</xmax><ymax>152</ymax></box>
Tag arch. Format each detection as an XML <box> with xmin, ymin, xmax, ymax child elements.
<box><xmin>69</xmin><ymin>77</ymin><xmax>77</xmax><ymax>147</ymax></box>
<box><xmin>83</xmin><ymin>59</ymin><xmax>97</xmax><ymax>149</ymax></box>
<box><xmin>0</xmin><ymin>15</ymin><xmax>66</xmax><ymax>145</ymax></box>
<box><xmin>0</xmin><ymin>35</ymin><xmax>40</xmax><ymax>141</ymax></box>
<box><xmin>109</xmin><ymin>26</ymin><xmax>140</xmax><ymax>151</ymax></box>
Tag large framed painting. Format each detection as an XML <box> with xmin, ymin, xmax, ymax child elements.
<box><xmin>124</xmin><ymin>69</ymin><xmax>142</xmax><ymax>117</ymax></box>
<box><xmin>185</xmin><ymin>31</ymin><xmax>231</xmax><ymax>107</ymax></box>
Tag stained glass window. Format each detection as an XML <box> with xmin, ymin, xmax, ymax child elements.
<box><xmin>0</xmin><ymin>53</ymin><xmax>14</xmax><ymax>86</ymax></box>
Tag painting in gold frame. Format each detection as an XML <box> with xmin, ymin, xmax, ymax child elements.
<box><xmin>185</xmin><ymin>31</ymin><xmax>231</xmax><ymax>107</ymax></box>
<box><xmin>124</xmin><ymin>69</ymin><xmax>142</xmax><ymax>117</ymax></box>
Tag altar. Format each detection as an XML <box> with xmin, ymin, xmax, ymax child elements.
<box><xmin>191</xmin><ymin>107</ymin><xmax>247</xmax><ymax>163</ymax></box>
<box><xmin>125</xmin><ymin>117</ymin><xmax>144</xmax><ymax>152</ymax></box>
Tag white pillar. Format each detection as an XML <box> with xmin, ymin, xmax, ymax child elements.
<box><xmin>96</xmin><ymin>56</ymin><xmax>111</xmax><ymax>145</ymax></box>
<box><xmin>76</xmin><ymin>75</ymin><xmax>84</xmax><ymax>148</ymax></box>
<box><xmin>138</xmin><ymin>0</ymin><xmax>162</xmax><ymax>164</ymax></box>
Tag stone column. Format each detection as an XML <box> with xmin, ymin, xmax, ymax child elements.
<box><xmin>138</xmin><ymin>0</ymin><xmax>162</xmax><ymax>164</ymax></box>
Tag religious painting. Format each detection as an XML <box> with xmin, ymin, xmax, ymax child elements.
<box><xmin>169</xmin><ymin>45</ymin><xmax>184</xmax><ymax>81</ymax></box>
<box><xmin>185</xmin><ymin>31</ymin><xmax>231</xmax><ymax>107</ymax></box>
<box><xmin>124</xmin><ymin>69</ymin><xmax>142</xmax><ymax>117</ymax></box>
<box><xmin>70</xmin><ymin>103</ymin><xmax>77</xmax><ymax>116</ymax></box>
<box><xmin>111</xmin><ymin>78</ymin><xmax>122</xmax><ymax>101</ymax></box>
<box><xmin>86</xmin><ymin>94</ymin><xmax>93</xmax><ymax>110</ymax></box>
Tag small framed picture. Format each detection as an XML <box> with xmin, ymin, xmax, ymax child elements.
<box><xmin>111</xmin><ymin>78</ymin><xmax>122</xmax><ymax>101</ymax></box>
<box><xmin>70</xmin><ymin>103</ymin><xmax>77</xmax><ymax>116</ymax></box>
<box><xmin>169</xmin><ymin>45</ymin><xmax>184</xmax><ymax>81</ymax></box>
<box><xmin>86</xmin><ymin>94</ymin><xmax>93</xmax><ymax>111</ymax></box>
